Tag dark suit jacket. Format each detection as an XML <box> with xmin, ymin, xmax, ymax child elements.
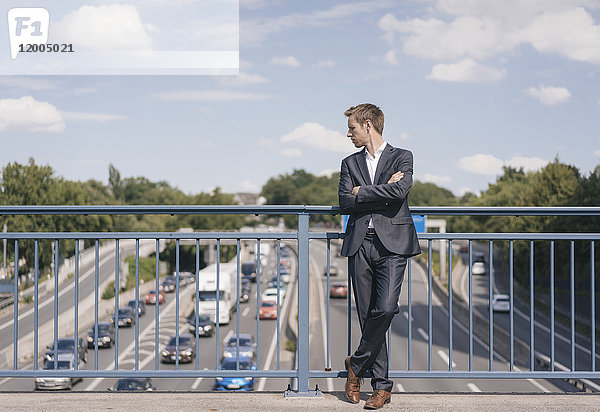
<box><xmin>338</xmin><ymin>144</ymin><xmax>421</xmax><ymax>257</ymax></box>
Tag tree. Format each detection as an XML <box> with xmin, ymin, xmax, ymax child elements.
<box><xmin>108</xmin><ymin>164</ymin><xmax>124</xmax><ymax>202</ymax></box>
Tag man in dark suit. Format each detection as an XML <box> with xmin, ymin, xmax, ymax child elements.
<box><xmin>338</xmin><ymin>103</ymin><xmax>421</xmax><ymax>409</ymax></box>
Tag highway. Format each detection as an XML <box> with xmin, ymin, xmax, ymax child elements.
<box><xmin>0</xmin><ymin>240</ymin><xmax>296</xmax><ymax>392</ymax></box>
<box><xmin>453</xmin><ymin>241</ymin><xmax>600</xmax><ymax>383</ymax></box>
<box><xmin>0</xmin><ymin>237</ymin><xmax>580</xmax><ymax>393</ymax></box>
<box><xmin>306</xmin><ymin>239</ymin><xmax>563</xmax><ymax>393</ymax></box>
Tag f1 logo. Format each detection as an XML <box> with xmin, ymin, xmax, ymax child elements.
<box><xmin>7</xmin><ymin>8</ymin><xmax>50</xmax><ymax>59</ymax></box>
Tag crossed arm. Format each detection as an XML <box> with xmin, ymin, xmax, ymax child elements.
<box><xmin>338</xmin><ymin>150</ymin><xmax>414</xmax><ymax>215</ymax></box>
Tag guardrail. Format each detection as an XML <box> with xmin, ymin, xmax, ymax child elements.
<box><xmin>0</xmin><ymin>205</ymin><xmax>599</xmax><ymax>396</ymax></box>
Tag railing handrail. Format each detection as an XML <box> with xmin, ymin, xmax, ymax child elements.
<box><xmin>0</xmin><ymin>205</ymin><xmax>600</xmax><ymax>216</ymax></box>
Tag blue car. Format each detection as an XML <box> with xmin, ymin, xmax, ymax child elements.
<box><xmin>214</xmin><ymin>357</ymin><xmax>257</xmax><ymax>391</ymax></box>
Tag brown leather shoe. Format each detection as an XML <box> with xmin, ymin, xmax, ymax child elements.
<box><xmin>364</xmin><ymin>389</ymin><xmax>391</xmax><ymax>409</ymax></box>
<box><xmin>345</xmin><ymin>357</ymin><xmax>361</xmax><ymax>404</ymax></box>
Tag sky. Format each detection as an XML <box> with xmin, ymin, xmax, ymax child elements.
<box><xmin>1</xmin><ymin>0</ymin><xmax>600</xmax><ymax>199</ymax></box>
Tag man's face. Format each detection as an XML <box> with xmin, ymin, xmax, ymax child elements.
<box><xmin>347</xmin><ymin>116</ymin><xmax>369</xmax><ymax>148</ymax></box>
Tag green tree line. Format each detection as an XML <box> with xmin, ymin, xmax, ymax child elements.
<box><xmin>259</xmin><ymin>161</ymin><xmax>600</xmax><ymax>307</ymax></box>
<box><xmin>0</xmin><ymin>158</ymin><xmax>244</xmax><ymax>281</ymax></box>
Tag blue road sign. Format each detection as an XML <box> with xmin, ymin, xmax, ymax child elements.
<box><xmin>412</xmin><ymin>215</ymin><xmax>426</xmax><ymax>233</ymax></box>
<box><xmin>341</xmin><ymin>214</ymin><xmax>349</xmax><ymax>232</ymax></box>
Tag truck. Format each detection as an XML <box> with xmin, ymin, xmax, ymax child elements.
<box><xmin>195</xmin><ymin>262</ymin><xmax>236</xmax><ymax>325</ymax></box>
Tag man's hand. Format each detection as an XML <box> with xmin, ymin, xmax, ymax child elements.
<box><xmin>352</xmin><ymin>186</ymin><xmax>360</xmax><ymax>196</ymax></box>
<box><xmin>387</xmin><ymin>171</ymin><xmax>404</xmax><ymax>184</ymax></box>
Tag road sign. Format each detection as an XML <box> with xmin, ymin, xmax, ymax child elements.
<box><xmin>412</xmin><ymin>215</ymin><xmax>426</xmax><ymax>233</ymax></box>
<box><xmin>341</xmin><ymin>215</ymin><xmax>349</xmax><ymax>232</ymax></box>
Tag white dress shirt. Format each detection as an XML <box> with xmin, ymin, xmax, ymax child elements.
<box><xmin>365</xmin><ymin>142</ymin><xmax>387</xmax><ymax>228</ymax></box>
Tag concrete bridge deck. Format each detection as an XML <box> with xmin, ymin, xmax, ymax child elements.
<box><xmin>1</xmin><ymin>391</ymin><xmax>599</xmax><ymax>411</ymax></box>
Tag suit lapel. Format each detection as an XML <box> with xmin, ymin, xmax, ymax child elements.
<box><xmin>374</xmin><ymin>144</ymin><xmax>394</xmax><ymax>184</ymax></box>
<box><xmin>354</xmin><ymin>149</ymin><xmax>372</xmax><ymax>185</ymax></box>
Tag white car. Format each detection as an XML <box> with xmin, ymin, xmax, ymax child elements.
<box><xmin>35</xmin><ymin>354</ymin><xmax>84</xmax><ymax>390</ymax></box>
<box><xmin>472</xmin><ymin>262</ymin><xmax>486</xmax><ymax>276</ymax></box>
<box><xmin>491</xmin><ymin>294</ymin><xmax>510</xmax><ymax>312</ymax></box>
<box><xmin>261</xmin><ymin>287</ymin><xmax>285</xmax><ymax>303</ymax></box>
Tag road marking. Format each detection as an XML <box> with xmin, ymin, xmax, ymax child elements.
<box><xmin>311</xmin><ymin>251</ymin><xmax>334</xmax><ymax>393</ymax></box>
<box><xmin>467</xmin><ymin>383</ymin><xmax>481</xmax><ymax>392</ymax></box>
<box><xmin>513</xmin><ymin>365</ymin><xmax>551</xmax><ymax>392</ymax></box>
<box><xmin>223</xmin><ymin>329</ymin><xmax>233</xmax><ymax>345</ymax></box>
<box><xmin>191</xmin><ymin>368</ymin><xmax>208</xmax><ymax>390</ymax></box>
<box><xmin>0</xmin><ymin>252</ymin><xmax>114</xmax><ymax>332</ymax></box>
<box><xmin>402</xmin><ymin>311</ymin><xmax>413</xmax><ymax>321</ymax></box>
<box><xmin>242</xmin><ymin>307</ymin><xmax>250</xmax><ymax>317</ymax></box>
<box><xmin>83</xmin><ymin>282</ymin><xmax>195</xmax><ymax>391</ymax></box>
<box><xmin>256</xmin><ymin>256</ymin><xmax>296</xmax><ymax>392</ymax></box>
<box><xmin>413</xmin><ymin>260</ymin><xmax>559</xmax><ymax>393</ymax></box>
<box><xmin>417</xmin><ymin>327</ymin><xmax>429</xmax><ymax>341</ymax></box>
<box><xmin>512</xmin><ymin>306</ymin><xmax>600</xmax><ymax>360</ymax></box>
<box><xmin>396</xmin><ymin>383</ymin><xmax>405</xmax><ymax>392</ymax></box>
<box><xmin>436</xmin><ymin>349</ymin><xmax>456</xmax><ymax>368</ymax></box>
<box><xmin>485</xmin><ymin>247</ymin><xmax>600</xmax><ymax>363</ymax></box>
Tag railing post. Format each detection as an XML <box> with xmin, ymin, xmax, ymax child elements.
<box><xmin>285</xmin><ymin>212</ymin><xmax>321</xmax><ymax>397</ymax></box>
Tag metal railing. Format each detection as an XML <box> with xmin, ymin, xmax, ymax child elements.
<box><xmin>0</xmin><ymin>205</ymin><xmax>599</xmax><ymax>395</ymax></box>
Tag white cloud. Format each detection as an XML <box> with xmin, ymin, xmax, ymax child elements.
<box><xmin>0</xmin><ymin>96</ymin><xmax>65</xmax><ymax>133</ymax></box>
<box><xmin>153</xmin><ymin>90</ymin><xmax>270</xmax><ymax>102</ymax></box>
<box><xmin>281</xmin><ymin>122</ymin><xmax>355</xmax><ymax>153</ymax></box>
<box><xmin>458</xmin><ymin>186</ymin><xmax>480</xmax><ymax>197</ymax></box>
<box><xmin>181</xmin><ymin>19</ymin><xmax>238</xmax><ymax>50</ymax></box>
<box><xmin>242</xmin><ymin>1</ymin><xmax>391</xmax><ymax>45</ymax></box>
<box><xmin>281</xmin><ymin>148</ymin><xmax>302</xmax><ymax>157</ymax></box>
<box><xmin>458</xmin><ymin>153</ymin><xmax>551</xmax><ymax>175</ymax></box>
<box><xmin>523</xmin><ymin>7</ymin><xmax>600</xmax><ymax>64</ymax></box>
<box><xmin>61</xmin><ymin>112</ymin><xmax>128</xmax><ymax>123</ymax></box>
<box><xmin>218</xmin><ymin>72</ymin><xmax>268</xmax><ymax>87</ymax></box>
<box><xmin>457</xmin><ymin>153</ymin><xmax>504</xmax><ymax>175</ymax></box>
<box><xmin>427</xmin><ymin>58</ymin><xmax>506</xmax><ymax>82</ymax></box>
<box><xmin>379</xmin><ymin>13</ymin><xmax>517</xmax><ymax>60</ymax></box>
<box><xmin>313</xmin><ymin>60</ymin><xmax>336</xmax><ymax>68</ymax></box>
<box><xmin>241</xmin><ymin>180</ymin><xmax>260</xmax><ymax>192</ymax></box>
<box><xmin>384</xmin><ymin>50</ymin><xmax>399</xmax><ymax>65</ymax></box>
<box><xmin>319</xmin><ymin>169</ymin><xmax>339</xmax><ymax>178</ymax></box>
<box><xmin>422</xmin><ymin>173</ymin><xmax>452</xmax><ymax>184</ymax></box>
<box><xmin>525</xmin><ymin>85</ymin><xmax>572</xmax><ymax>105</ymax></box>
<box><xmin>55</xmin><ymin>5</ymin><xmax>153</xmax><ymax>51</ymax></box>
<box><xmin>593</xmin><ymin>150</ymin><xmax>600</xmax><ymax>157</ymax></box>
<box><xmin>0</xmin><ymin>77</ymin><xmax>57</xmax><ymax>91</ymax></box>
<box><xmin>271</xmin><ymin>56</ymin><xmax>301</xmax><ymax>67</ymax></box>
<box><xmin>505</xmin><ymin>155</ymin><xmax>548</xmax><ymax>172</ymax></box>
<box><xmin>378</xmin><ymin>3</ymin><xmax>600</xmax><ymax>65</ymax></box>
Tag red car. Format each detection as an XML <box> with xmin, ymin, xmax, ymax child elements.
<box><xmin>145</xmin><ymin>290</ymin><xmax>165</xmax><ymax>305</ymax></box>
<box><xmin>329</xmin><ymin>282</ymin><xmax>348</xmax><ymax>299</ymax></box>
<box><xmin>259</xmin><ymin>301</ymin><xmax>278</xmax><ymax>319</ymax></box>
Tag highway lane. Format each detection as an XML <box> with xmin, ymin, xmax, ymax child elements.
<box><xmin>0</xmin><ymin>240</ymin><xmax>155</xmax><ymax>368</ymax></box>
<box><xmin>455</xmin><ymin>242</ymin><xmax>600</xmax><ymax>378</ymax></box>
<box><xmin>0</xmin><ymin>236</ymin><xmax>568</xmax><ymax>393</ymax></box>
<box><xmin>0</xmin><ymin>240</ymin><xmax>297</xmax><ymax>392</ymax></box>
<box><xmin>307</xmin><ymin>239</ymin><xmax>562</xmax><ymax>393</ymax></box>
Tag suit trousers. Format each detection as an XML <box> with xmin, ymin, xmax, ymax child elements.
<box><xmin>348</xmin><ymin>231</ymin><xmax>407</xmax><ymax>392</ymax></box>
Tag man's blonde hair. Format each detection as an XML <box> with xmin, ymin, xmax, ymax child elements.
<box><xmin>344</xmin><ymin>103</ymin><xmax>384</xmax><ymax>135</ymax></box>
